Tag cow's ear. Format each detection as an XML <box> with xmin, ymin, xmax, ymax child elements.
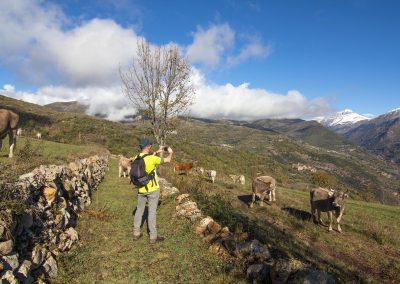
<box><xmin>344</xmin><ymin>193</ymin><xmax>349</xmax><ymax>198</ymax></box>
<box><xmin>328</xmin><ymin>191</ymin><xmax>334</xmax><ymax>197</ymax></box>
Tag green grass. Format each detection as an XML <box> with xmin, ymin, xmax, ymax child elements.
<box><xmin>0</xmin><ymin>137</ymin><xmax>106</xmax><ymax>183</ymax></box>
<box><xmin>53</xmin><ymin>158</ymin><xmax>246</xmax><ymax>284</ymax></box>
<box><xmin>169</xmin><ymin>172</ymin><xmax>400</xmax><ymax>283</ymax></box>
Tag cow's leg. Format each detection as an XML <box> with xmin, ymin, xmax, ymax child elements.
<box><xmin>268</xmin><ymin>190</ymin><xmax>272</xmax><ymax>202</ymax></box>
<box><xmin>271</xmin><ymin>188</ymin><xmax>276</xmax><ymax>202</ymax></box>
<box><xmin>317</xmin><ymin>210</ymin><xmax>323</xmax><ymax>225</ymax></box>
<box><xmin>311</xmin><ymin>203</ymin><xmax>316</xmax><ymax>223</ymax></box>
<box><xmin>8</xmin><ymin>131</ymin><xmax>16</xmax><ymax>158</ymax></box>
<box><xmin>259</xmin><ymin>194</ymin><xmax>264</xmax><ymax>207</ymax></box>
<box><xmin>336</xmin><ymin>210</ymin><xmax>344</xmax><ymax>233</ymax></box>
<box><xmin>250</xmin><ymin>193</ymin><xmax>255</xmax><ymax>208</ymax></box>
<box><xmin>118</xmin><ymin>166</ymin><xmax>122</xmax><ymax>177</ymax></box>
<box><xmin>328</xmin><ymin>211</ymin><xmax>333</xmax><ymax>231</ymax></box>
<box><xmin>127</xmin><ymin>167</ymin><xmax>131</xmax><ymax>178</ymax></box>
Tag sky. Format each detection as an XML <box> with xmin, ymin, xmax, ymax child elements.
<box><xmin>0</xmin><ymin>0</ymin><xmax>399</xmax><ymax>121</ymax></box>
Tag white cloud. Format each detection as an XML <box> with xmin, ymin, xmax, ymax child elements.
<box><xmin>186</xmin><ymin>23</ymin><xmax>272</xmax><ymax>69</ymax></box>
<box><xmin>186</xmin><ymin>23</ymin><xmax>235</xmax><ymax>68</ymax></box>
<box><xmin>227</xmin><ymin>39</ymin><xmax>272</xmax><ymax>66</ymax></box>
<box><xmin>189</xmin><ymin>71</ymin><xmax>332</xmax><ymax>120</ymax></box>
<box><xmin>1</xmin><ymin>84</ymin><xmax>135</xmax><ymax>121</ymax></box>
<box><xmin>0</xmin><ymin>0</ymin><xmax>141</xmax><ymax>87</ymax></box>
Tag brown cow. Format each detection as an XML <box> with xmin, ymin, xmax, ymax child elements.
<box><xmin>0</xmin><ymin>109</ymin><xmax>19</xmax><ymax>158</ymax></box>
<box><xmin>118</xmin><ymin>155</ymin><xmax>132</xmax><ymax>178</ymax></box>
<box><xmin>310</xmin><ymin>187</ymin><xmax>348</xmax><ymax>233</ymax></box>
<box><xmin>174</xmin><ymin>162</ymin><xmax>193</xmax><ymax>175</ymax></box>
<box><xmin>250</xmin><ymin>176</ymin><xmax>276</xmax><ymax>208</ymax></box>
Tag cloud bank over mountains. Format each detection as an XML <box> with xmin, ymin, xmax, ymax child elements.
<box><xmin>0</xmin><ymin>0</ymin><xmax>332</xmax><ymax>121</ymax></box>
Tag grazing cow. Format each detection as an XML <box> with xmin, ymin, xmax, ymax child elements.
<box><xmin>118</xmin><ymin>156</ymin><xmax>132</xmax><ymax>178</ymax></box>
<box><xmin>17</xmin><ymin>128</ymin><xmax>23</xmax><ymax>136</ymax></box>
<box><xmin>36</xmin><ymin>132</ymin><xmax>42</xmax><ymax>139</ymax></box>
<box><xmin>229</xmin><ymin>174</ymin><xmax>245</xmax><ymax>185</ymax></box>
<box><xmin>205</xmin><ymin>170</ymin><xmax>217</xmax><ymax>183</ymax></box>
<box><xmin>310</xmin><ymin>187</ymin><xmax>348</xmax><ymax>233</ymax></box>
<box><xmin>174</xmin><ymin>162</ymin><xmax>193</xmax><ymax>175</ymax></box>
<box><xmin>193</xmin><ymin>167</ymin><xmax>205</xmax><ymax>175</ymax></box>
<box><xmin>250</xmin><ymin>176</ymin><xmax>276</xmax><ymax>208</ymax></box>
<box><xmin>0</xmin><ymin>109</ymin><xmax>19</xmax><ymax>158</ymax></box>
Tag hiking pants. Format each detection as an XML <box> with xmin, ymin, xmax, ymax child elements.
<box><xmin>133</xmin><ymin>189</ymin><xmax>160</xmax><ymax>240</ymax></box>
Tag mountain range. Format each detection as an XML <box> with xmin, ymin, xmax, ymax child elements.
<box><xmin>40</xmin><ymin>100</ymin><xmax>400</xmax><ymax>164</ymax></box>
<box><xmin>320</xmin><ymin>108</ymin><xmax>400</xmax><ymax>163</ymax></box>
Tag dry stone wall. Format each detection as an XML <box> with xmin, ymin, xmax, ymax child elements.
<box><xmin>0</xmin><ymin>154</ymin><xmax>109</xmax><ymax>283</ymax></box>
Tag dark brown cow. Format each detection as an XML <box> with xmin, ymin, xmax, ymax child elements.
<box><xmin>310</xmin><ymin>187</ymin><xmax>348</xmax><ymax>233</ymax></box>
<box><xmin>174</xmin><ymin>162</ymin><xmax>193</xmax><ymax>175</ymax></box>
<box><xmin>0</xmin><ymin>109</ymin><xmax>19</xmax><ymax>158</ymax></box>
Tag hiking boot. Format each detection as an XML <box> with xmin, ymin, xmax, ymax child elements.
<box><xmin>149</xmin><ymin>236</ymin><xmax>165</xmax><ymax>244</ymax></box>
<box><xmin>133</xmin><ymin>233</ymin><xmax>142</xmax><ymax>241</ymax></box>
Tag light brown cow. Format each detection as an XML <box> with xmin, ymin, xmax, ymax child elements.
<box><xmin>205</xmin><ymin>170</ymin><xmax>217</xmax><ymax>183</ymax></box>
<box><xmin>310</xmin><ymin>187</ymin><xmax>348</xmax><ymax>233</ymax></box>
<box><xmin>0</xmin><ymin>109</ymin><xmax>19</xmax><ymax>158</ymax></box>
<box><xmin>250</xmin><ymin>176</ymin><xmax>276</xmax><ymax>208</ymax></box>
<box><xmin>174</xmin><ymin>162</ymin><xmax>193</xmax><ymax>175</ymax></box>
<box><xmin>229</xmin><ymin>174</ymin><xmax>245</xmax><ymax>185</ymax></box>
<box><xmin>118</xmin><ymin>156</ymin><xmax>132</xmax><ymax>178</ymax></box>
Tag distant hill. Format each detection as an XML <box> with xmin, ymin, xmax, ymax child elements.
<box><xmin>242</xmin><ymin>118</ymin><xmax>348</xmax><ymax>148</ymax></box>
<box><xmin>45</xmin><ymin>101</ymin><xmax>88</xmax><ymax>114</ymax></box>
<box><xmin>344</xmin><ymin>108</ymin><xmax>400</xmax><ymax>163</ymax></box>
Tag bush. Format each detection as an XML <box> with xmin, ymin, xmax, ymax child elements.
<box><xmin>311</xmin><ymin>171</ymin><xmax>337</xmax><ymax>188</ymax></box>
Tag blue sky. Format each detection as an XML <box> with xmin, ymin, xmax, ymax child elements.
<box><xmin>0</xmin><ymin>0</ymin><xmax>399</xmax><ymax>120</ymax></box>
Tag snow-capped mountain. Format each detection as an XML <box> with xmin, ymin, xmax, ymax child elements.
<box><xmin>344</xmin><ymin>107</ymin><xmax>400</xmax><ymax>164</ymax></box>
<box><xmin>319</xmin><ymin>109</ymin><xmax>371</xmax><ymax>134</ymax></box>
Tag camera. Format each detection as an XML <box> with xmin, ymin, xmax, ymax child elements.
<box><xmin>163</xmin><ymin>146</ymin><xmax>169</xmax><ymax>152</ymax></box>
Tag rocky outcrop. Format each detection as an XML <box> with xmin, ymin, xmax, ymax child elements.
<box><xmin>0</xmin><ymin>154</ymin><xmax>109</xmax><ymax>283</ymax></box>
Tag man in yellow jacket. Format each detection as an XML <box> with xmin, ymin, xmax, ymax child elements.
<box><xmin>132</xmin><ymin>138</ymin><xmax>173</xmax><ymax>244</ymax></box>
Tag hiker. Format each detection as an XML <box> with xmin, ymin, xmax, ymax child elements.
<box><xmin>131</xmin><ymin>138</ymin><xmax>173</xmax><ymax>244</ymax></box>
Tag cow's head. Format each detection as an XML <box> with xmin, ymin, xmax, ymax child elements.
<box><xmin>332</xmin><ymin>192</ymin><xmax>349</xmax><ymax>208</ymax></box>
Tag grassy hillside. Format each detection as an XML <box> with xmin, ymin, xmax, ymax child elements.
<box><xmin>45</xmin><ymin>101</ymin><xmax>88</xmax><ymax>114</ymax></box>
<box><xmin>2</xmin><ymin>95</ymin><xmax>399</xmax><ymax>203</ymax></box>
<box><xmin>0</xmin><ymin>137</ymin><xmax>106</xmax><ymax>183</ymax></box>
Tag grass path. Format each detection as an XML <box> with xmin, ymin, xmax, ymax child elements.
<box><xmin>53</xmin><ymin>157</ymin><xmax>244</xmax><ymax>284</ymax></box>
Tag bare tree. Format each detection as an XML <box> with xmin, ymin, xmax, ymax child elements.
<box><xmin>120</xmin><ymin>40</ymin><xmax>195</xmax><ymax>145</ymax></box>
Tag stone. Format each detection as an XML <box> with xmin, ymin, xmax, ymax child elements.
<box><xmin>195</xmin><ymin>217</ymin><xmax>214</xmax><ymax>235</ymax></box>
<box><xmin>42</xmin><ymin>255</ymin><xmax>58</xmax><ymax>277</ymax></box>
<box><xmin>0</xmin><ymin>239</ymin><xmax>13</xmax><ymax>255</ymax></box>
<box><xmin>271</xmin><ymin>258</ymin><xmax>306</xmax><ymax>284</ymax></box>
<box><xmin>15</xmin><ymin>260</ymin><xmax>33</xmax><ymax>284</ymax></box>
<box><xmin>1</xmin><ymin>270</ymin><xmax>18</xmax><ymax>284</ymax></box>
<box><xmin>175</xmin><ymin>194</ymin><xmax>190</xmax><ymax>204</ymax></box>
<box><xmin>234</xmin><ymin>240</ymin><xmax>271</xmax><ymax>262</ymax></box>
<box><xmin>65</xmin><ymin>227</ymin><xmax>79</xmax><ymax>242</ymax></box>
<box><xmin>43</xmin><ymin>187</ymin><xmax>57</xmax><ymax>204</ymax></box>
<box><xmin>21</xmin><ymin>211</ymin><xmax>33</xmax><ymax>230</ymax></box>
<box><xmin>206</xmin><ymin>220</ymin><xmax>222</xmax><ymax>235</ymax></box>
<box><xmin>247</xmin><ymin>263</ymin><xmax>271</xmax><ymax>284</ymax></box>
<box><xmin>209</xmin><ymin>239</ymin><xmax>230</xmax><ymax>257</ymax></box>
<box><xmin>0</xmin><ymin>225</ymin><xmax>6</xmax><ymax>241</ymax></box>
<box><xmin>1</xmin><ymin>252</ymin><xmax>19</xmax><ymax>271</ymax></box>
<box><xmin>289</xmin><ymin>268</ymin><xmax>335</xmax><ymax>284</ymax></box>
<box><xmin>31</xmin><ymin>245</ymin><xmax>46</xmax><ymax>269</ymax></box>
